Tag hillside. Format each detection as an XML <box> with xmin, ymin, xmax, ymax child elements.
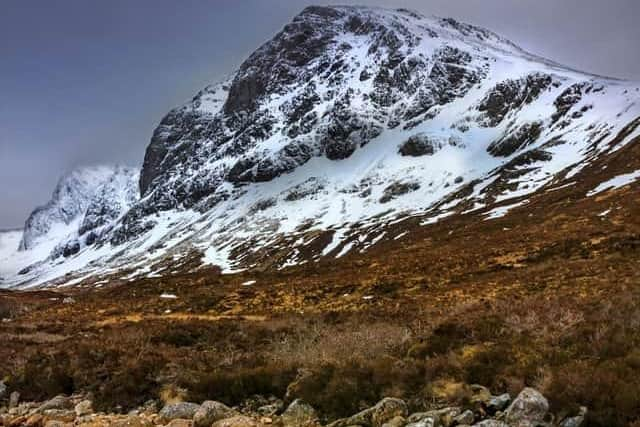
<box><xmin>0</xmin><ymin>5</ymin><xmax>639</xmax><ymax>288</ymax></box>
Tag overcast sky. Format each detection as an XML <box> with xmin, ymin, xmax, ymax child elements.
<box><xmin>1</xmin><ymin>0</ymin><xmax>639</xmax><ymax>229</ymax></box>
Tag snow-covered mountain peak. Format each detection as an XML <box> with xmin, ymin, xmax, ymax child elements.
<box><xmin>1</xmin><ymin>165</ymin><xmax>139</xmax><ymax>286</ymax></box>
<box><xmin>18</xmin><ymin>166</ymin><xmax>125</xmax><ymax>251</ymax></box>
<box><xmin>2</xmin><ymin>5</ymin><xmax>640</xmax><ymax>288</ymax></box>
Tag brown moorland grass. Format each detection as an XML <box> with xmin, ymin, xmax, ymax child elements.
<box><xmin>1</xmin><ymin>137</ymin><xmax>640</xmax><ymax>425</ymax></box>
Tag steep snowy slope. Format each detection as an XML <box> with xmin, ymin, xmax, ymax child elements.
<box><xmin>0</xmin><ymin>229</ymin><xmax>22</xmax><ymax>281</ymax></box>
<box><xmin>0</xmin><ymin>166</ymin><xmax>139</xmax><ymax>287</ymax></box>
<box><xmin>19</xmin><ymin>166</ymin><xmax>117</xmax><ymax>251</ymax></box>
<box><xmin>2</xmin><ymin>6</ymin><xmax>639</xmax><ymax>288</ymax></box>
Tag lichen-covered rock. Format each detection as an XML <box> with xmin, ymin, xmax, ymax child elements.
<box><xmin>211</xmin><ymin>415</ymin><xmax>262</xmax><ymax>427</ymax></box>
<box><xmin>9</xmin><ymin>392</ymin><xmax>20</xmax><ymax>409</ymax></box>
<box><xmin>381</xmin><ymin>415</ymin><xmax>406</xmax><ymax>427</ymax></box>
<box><xmin>280</xmin><ymin>399</ymin><xmax>320</xmax><ymax>427</ymax></box>
<box><xmin>454</xmin><ymin>409</ymin><xmax>475</xmax><ymax>425</ymax></box>
<box><xmin>405</xmin><ymin>413</ymin><xmax>440</xmax><ymax>427</ymax></box>
<box><xmin>35</xmin><ymin>395</ymin><xmax>72</xmax><ymax>413</ymax></box>
<box><xmin>329</xmin><ymin>397</ymin><xmax>408</xmax><ymax>427</ymax></box>
<box><xmin>504</xmin><ymin>388</ymin><xmax>549</xmax><ymax>427</ymax></box>
<box><xmin>158</xmin><ymin>402</ymin><xmax>200</xmax><ymax>422</ymax></box>
<box><xmin>193</xmin><ymin>401</ymin><xmax>235</xmax><ymax>427</ymax></box>
<box><xmin>487</xmin><ymin>393</ymin><xmax>511</xmax><ymax>413</ymax></box>
<box><xmin>74</xmin><ymin>400</ymin><xmax>93</xmax><ymax>417</ymax></box>
<box><xmin>559</xmin><ymin>407</ymin><xmax>587</xmax><ymax>427</ymax></box>
<box><xmin>472</xmin><ymin>420</ymin><xmax>509</xmax><ymax>427</ymax></box>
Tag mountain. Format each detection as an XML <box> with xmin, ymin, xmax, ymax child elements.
<box><xmin>0</xmin><ymin>165</ymin><xmax>138</xmax><ymax>287</ymax></box>
<box><xmin>2</xmin><ymin>5</ymin><xmax>640</xmax><ymax>288</ymax></box>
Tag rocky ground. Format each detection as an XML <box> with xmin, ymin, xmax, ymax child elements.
<box><xmin>0</xmin><ymin>383</ymin><xmax>585</xmax><ymax>427</ymax></box>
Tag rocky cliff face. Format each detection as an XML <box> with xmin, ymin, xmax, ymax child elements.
<box><xmin>133</xmin><ymin>6</ymin><xmax>510</xmax><ymax>223</ymax></box>
<box><xmin>113</xmin><ymin>6</ymin><xmax>639</xmax><ymax>266</ymax></box>
<box><xmin>0</xmin><ymin>166</ymin><xmax>138</xmax><ymax>286</ymax></box>
<box><xmin>3</xmin><ymin>6</ymin><xmax>640</xmax><ymax>288</ymax></box>
<box><xmin>18</xmin><ymin>166</ymin><xmax>137</xmax><ymax>251</ymax></box>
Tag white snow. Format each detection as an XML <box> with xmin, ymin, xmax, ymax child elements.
<box><xmin>588</xmin><ymin>171</ymin><xmax>640</xmax><ymax>196</ymax></box>
<box><xmin>160</xmin><ymin>293</ymin><xmax>178</xmax><ymax>299</ymax></box>
<box><xmin>3</xmin><ymin>6</ymin><xmax>640</xmax><ymax>288</ymax></box>
<box><xmin>484</xmin><ymin>200</ymin><xmax>529</xmax><ymax>220</ymax></box>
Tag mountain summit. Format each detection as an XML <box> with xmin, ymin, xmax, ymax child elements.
<box><xmin>2</xmin><ymin>6</ymin><xmax>639</xmax><ymax>288</ymax></box>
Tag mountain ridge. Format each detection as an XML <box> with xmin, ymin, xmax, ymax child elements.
<box><xmin>1</xmin><ymin>5</ymin><xmax>639</xmax><ymax>288</ymax></box>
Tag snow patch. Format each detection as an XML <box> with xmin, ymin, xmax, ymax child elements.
<box><xmin>588</xmin><ymin>171</ymin><xmax>640</xmax><ymax>196</ymax></box>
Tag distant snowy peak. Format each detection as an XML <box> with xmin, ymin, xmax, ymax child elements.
<box><xmin>18</xmin><ymin>165</ymin><xmax>139</xmax><ymax>252</ymax></box>
<box><xmin>132</xmin><ymin>5</ymin><xmax>639</xmax><ymax>232</ymax></box>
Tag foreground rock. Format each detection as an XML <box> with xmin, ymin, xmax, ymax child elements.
<box><xmin>0</xmin><ymin>386</ymin><xmax>587</xmax><ymax>427</ymax></box>
<box><xmin>159</xmin><ymin>402</ymin><xmax>201</xmax><ymax>422</ymax></box>
<box><xmin>212</xmin><ymin>415</ymin><xmax>262</xmax><ymax>427</ymax></box>
<box><xmin>328</xmin><ymin>397</ymin><xmax>408</xmax><ymax>427</ymax></box>
<box><xmin>504</xmin><ymin>387</ymin><xmax>549</xmax><ymax>427</ymax></box>
<box><xmin>281</xmin><ymin>399</ymin><xmax>320</xmax><ymax>427</ymax></box>
<box><xmin>193</xmin><ymin>400</ymin><xmax>235</xmax><ymax>427</ymax></box>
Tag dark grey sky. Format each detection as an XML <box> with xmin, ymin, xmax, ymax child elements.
<box><xmin>1</xmin><ymin>0</ymin><xmax>639</xmax><ymax>228</ymax></box>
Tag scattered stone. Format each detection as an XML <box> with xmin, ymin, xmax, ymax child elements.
<box><xmin>434</xmin><ymin>407</ymin><xmax>462</xmax><ymax>426</ymax></box>
<box><xmin>281</xmin><ymin>399</ymin><xmax>319</xmax><ymax>427</ymax></box>
<box><xmin>159</xmin><ymin>402</ymin><xmax>200</xmax><ymax>422</ymax></box>
<box><xmin>62</xmin><ymin>297</ymin><xmax>76</xmax><ymax>304</ymax></box>
<box><xmin>470</xmin><ymin>385</ymin><xmax>492</xmax><ymax>408</ymax></box>
<box><xmin>74</xmin><ymin>399</ymin><xmax>93</xmax><ymax>417</ymax></box>
<box><xmin>487</xmin><ymin>393</ymin><xmax>511</xmax><ymax>413</ymax></box>
<box><xmin>166</xmin><ymin>419</ymin><xmax>194</xmax><ymax>427</ymax></box>
<box><xmin>41</xmin><ymin>408</ymin><xmax>75</xmax><ymax>423</ymax></box>
<box><xmin>504</xmin><ymin>388</ymin><xmax>549</xmax><ymax>427</ymax></box>
<box><xmin>405</xmin><ymin>413</ymin><xmax>439</xmax><ymax>427</ymax></box>
<box><xmin>193</xmin><ymin>401</ymin><xmax>234</xmax><ymax>427</ymax></box>
<box><xmin>212</xmin><ymin>415</ymin><xmax>262</xmax><ymax>427</ymax></box>
<box><xmin>0</xmin><ymin>382</ymin><xmax>6</xmax><ymax>401</ymax></box>
<box><xmin>8</xmin><ymin>415</ymin><xmax>27</xmax><ymax>427</ymax></box>
<box><xmin>9</xmin><ymin>391</ymin><xmax>20</xmax><ymax>409</ymax></box>
<box><xmin>560</xmin><ymin>406</ymin><xmax>587</xmax><ymax>427</ymax></box>
<box><xmin>381</xmin><ymin>415</ymin><xmax>406</xmax><ymax>427</ymax></box>
<box><xmin>139</xmin><ymin>399</ymin><xmax>159</xmax><ymax>415</ymax></box>
<box><xmin>472</xmin><ymin>420</ymin><xmax>509</xmax><ymax>427</ymax></box>
<box><xmin>35</xmin><ymin>395</ymin><xmax>72</xmax><ymax>413</ymax></box>
<box><xmin>257</xmin><ymin>403</ymin><xmax>280</xmax><ymax>416</ymax></box>
<box><xmin>0</xmin><ymin>386</ymin><xmax>582</xmax><ymax>427</ymax></box>
<box><xmin>24</xmin><ymin>414</ymin><xmax>43</xmax><ymax>427</ymax></box>
<box><xmin>329</xmin><ymin>397</ymin><xmax>408</xmax><ymax>427</ymax></box>
<box><xmin>454</xmin><ymin>409</ymin><xmax>475</xmax><ymax>425</ymax></box>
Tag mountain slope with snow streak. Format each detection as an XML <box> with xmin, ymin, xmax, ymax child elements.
<box><xmin>2</xmin><ymin>6</ymin><xmax>639</xmax><ymax>288</ymax></box>
<box><xmin>0</xmin><ymin>166</ymin><xmax>139</xmax><ymax>287</ymax></box>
